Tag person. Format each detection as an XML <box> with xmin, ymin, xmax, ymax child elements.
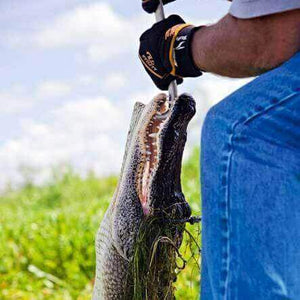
<box><xmin>139</xmin><ymin>0</ymin><xmax>300</xmax><ymax>299</ymax></box>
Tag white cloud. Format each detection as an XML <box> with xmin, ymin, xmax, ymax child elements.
<box><xmin>86</xmin><ymin>44</ymin><xmax>126</xmax><ymax>63</ymax></box>
<box><xmin>0</xmin><ymin>96</ymin><xmax>128</xmax><ymax>190</ymax></box>
<box><xmin>0</xmin><ymin>80</ymin><xmax>73</xmax><ymax>116</ymax></box>
<box><xmin>0</xmin><ymin>84</ymin><xmax>36</xmax><ymax>114</ymax></box>
<box><xmin>0</xmin><ymin>92</ymin><xmax>33</xmax><ymax>114</ymax></box>
<box><xmin>36</xmin><ymin>80</ymin><xmax>71</xmax><ymax>98</ymax></box>
<box><xmin>194</xmin><ymin>75</ymin><xmax>251</xmax><ymax>106</ymax></box>
<box><xmin>102</xmin><ymin>73</ymin><xmax>127</xmax><ymax>90</ymax></box>
<box><xmin>77</xmin><ymin>74</ymin><xmax>98</xmax><ymax>86</ymax></box>
<box><xmin>53</xmin><ymin>97</ymin><xmax>124</xmax><ymax>132</ymax></box>
<box><xmin>184</xmin><ymin>75</ymin><xmax>252</xmax><ymax>148</ymax></box>
<box><xmin>31</xmin><ymin>2</ymin><xmax>145</xmax><ymax>63</ymax></box>
<box><xmin>34</xmin><ymin>3</ymin><xmax>128</xmax><ymax>47</ymax></box>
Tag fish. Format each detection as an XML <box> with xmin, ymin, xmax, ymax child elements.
<box><xmin>92</xmin><ymin>93</ymin><xmax>196</xmax><ymax>299</ymax></box>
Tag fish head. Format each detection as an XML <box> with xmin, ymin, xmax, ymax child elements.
<box><xmin>109</xmin><ymin>93</ymin><xmax>195</xmax><ymax>261</ymax></box>
<box><xmin>136</xmin><ymin>93</ymin><xmax>196</xmax><ymax>219</ymax></box>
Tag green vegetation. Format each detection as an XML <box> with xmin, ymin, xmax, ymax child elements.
<box><xmin>131</xmin><ymin>217</ymin><xmax>184</xmax><ymax>299</ymax></box>
<box><xmin>0</xmin><ymin>148</ymin><xmax>201</xmax><ymax>299</ymax></box>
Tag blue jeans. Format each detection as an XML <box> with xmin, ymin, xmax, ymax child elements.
<box><xmin>200</xmin><ymin>52</ymin><xmax>300</xmax><ymax>300</ymax></box>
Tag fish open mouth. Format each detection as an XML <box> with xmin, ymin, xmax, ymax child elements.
<box><xmin>136</xmin><ymin>93</ymin><xmax>195</xmax><ymax>216</ymax></box>
<box><xmin>137</xmin><ymin>94</ymin><xmax>172</xmax><ymax>215</ymax></box>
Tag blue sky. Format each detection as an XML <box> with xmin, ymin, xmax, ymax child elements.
<box><xmin>0</xmin><ymin>0</ymin><xmax>250</xmax><ymax>190</ymax></box>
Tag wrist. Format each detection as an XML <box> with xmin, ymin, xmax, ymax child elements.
<box><xmin>169</xmin><ymin>25</ymin><xmax>204</xmax><ymax>78</ymax></box>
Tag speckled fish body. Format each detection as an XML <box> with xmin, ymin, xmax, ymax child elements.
<box><xmin>92</xmin><ymin>94</ymin><xmax>195</xmax><ymax>299</ymax></box>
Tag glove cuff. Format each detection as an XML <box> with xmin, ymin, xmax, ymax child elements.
<box><xmin>173</xmin><ymin>25</ymin><xmax>203</xmax><ymax>78</ymax></box>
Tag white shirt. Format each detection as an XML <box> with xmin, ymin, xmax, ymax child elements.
<box><xmin>230</xmin><ymin>0</ymin><xmax>300</xmax><ymax>19</ymax></box>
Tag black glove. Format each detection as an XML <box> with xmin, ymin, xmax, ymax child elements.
<box><xmin>139</xmin><ymin>15</ymin><xmax>202</xmax><ymax>90</ymax></box>
<box><xmin>142</xmin><ymin>0</ymin><xmax>175</xmax><ymax>13</ymax></box>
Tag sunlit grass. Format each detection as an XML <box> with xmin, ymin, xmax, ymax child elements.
<box><xmin>0</xmin><ymin>148</ymin><xmax>201</xmax><ymax>299</ymax></box>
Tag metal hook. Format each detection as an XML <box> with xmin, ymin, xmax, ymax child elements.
<box><xmin>155</xmin><ymin>0</ymin><xmax>178</xmax><ymax>103</ymax></box>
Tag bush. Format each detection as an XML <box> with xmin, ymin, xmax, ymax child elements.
<box><xmin>0</xmin><ymin>149</ymin><xmax>201</xmax><ymax>299</ymax></box>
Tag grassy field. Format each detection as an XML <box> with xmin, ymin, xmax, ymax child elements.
<box><xmin>0</xmin><ymin>148</ymin><xmax>201</xmax><ymax>299</ymax></box>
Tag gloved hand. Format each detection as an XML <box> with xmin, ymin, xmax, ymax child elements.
<box><xmin>142</xmin><ymin>0</ymin><xmax>175</xmax><ymax>13</ymax></box>
<box><xmin>139</xmin><ymin>15</ymin><xmax>202</xmax><ymax>90</ymax></box>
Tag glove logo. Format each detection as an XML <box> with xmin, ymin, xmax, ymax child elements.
<box><xmin>175</xmin><ymin>41</ymin><xmax>186</xmax><ymax>51</ymax></box>
<box><xmin>175</xmin><ymin>35</ymin><xmax>187</xmax><ymax>51</ymax></box>
<box><xmin>142</xmin><ymin>51</ymin><xmax>158</xmax><ymax>72</ymax></box>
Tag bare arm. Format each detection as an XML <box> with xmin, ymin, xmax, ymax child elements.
<box><xmin>192</xmin><ymin>10</ymin><xmax>300</xmax><ymax>78</ymax></box>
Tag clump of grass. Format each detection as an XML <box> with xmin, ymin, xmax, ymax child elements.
<box><xmin>127</xmin><ymin>215</ymin><xmax>201</xmax><ymax>300</ymax></box>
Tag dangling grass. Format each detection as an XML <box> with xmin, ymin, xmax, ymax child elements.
<box><xmin>129</xmin><ymin>217</ymin><xmax>180</xmax><ymax>300</ymax></box>
<box><xmin>128</xmin><ymin>213</ymin><xmax>201</xmax><ymax>300</ymax></box>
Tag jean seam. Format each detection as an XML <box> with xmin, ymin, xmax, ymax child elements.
<box><xmin>222</xmin><ymin>90</ymin><xmax>299</xmax><ymax>300</ymax></box>
<box><xmin>220</xmin><ymin>119</ymin><xmax>239</xmax><ymax>300</ymax></box>
<box><xmin>243</xmin><ymin>91</ymin><xmax>299</xmax><ymax>126</ymax></box>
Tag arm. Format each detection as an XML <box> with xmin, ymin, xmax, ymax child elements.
<box><xmin>192</xmin><ymin>10</ymin><xmax>300</xmax><ymax>78</ymax></box>
<box><xmin>138</xmin><ymin>10</ymin><xmax>300</xmax><ymax>89</ymax></box>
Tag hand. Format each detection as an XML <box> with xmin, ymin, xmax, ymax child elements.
<box><xmin>142</xmin><ymin>0</ymin><xmax>175</xmax><ymax>14</ymax></box>
<box><xmin>139</xmin><ymin>15</ymin><xmax>202</xmax><ymax>90</ymax></box>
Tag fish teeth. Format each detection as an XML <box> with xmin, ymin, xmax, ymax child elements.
<box><xmin>146</xmin><ymin>151</ymin><xmax>151</xmax><ymax>155</ymax></box>
<box><xmin>156</xmin><ymin>114</ymin><xmax>167</xmax><ymax>120</ymax></box>
<box><xmin>149</xmin><ymin>133</ymin><xmax>157</xmax><ymax>138</ymax></box>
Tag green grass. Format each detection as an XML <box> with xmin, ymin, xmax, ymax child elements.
<box><xmin>0</xmin><ymin>148</ymin><xmax>201</xmax><ymax>299</ymax></box>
